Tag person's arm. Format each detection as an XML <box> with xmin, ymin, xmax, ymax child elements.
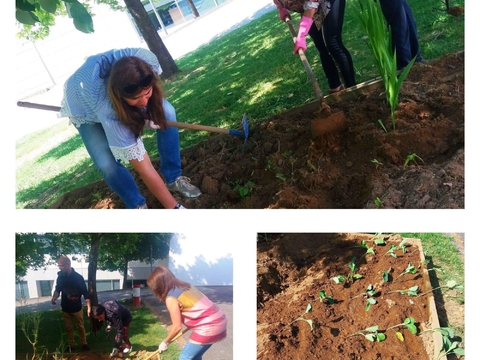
<box><xmin>159</xmin><ymin>297</ymin><xmax>183</xmax><ymax>352</ymax></box>
<box><xmin>273</xmin><ymin>0</ymin><xmax>291</xmax><ymax>21</ymax></box>
<box><xmin>129</xmin><ymin>153</ymin><xmax>178</xmax><ymax>209</ymax></box>
<box><xmin>293</xmin><ymin>8</ymin><xmax>316</xmax><ymax>54</ymax></box>
<box><xmin>51</xmin><ymin>290</ymin><xmax>60</xmax><ymax>305</ymax></box>
<box><xmin>85</xmin><ymin>299</ymin><xmax>92</xmax><ymax>317</ymax></box>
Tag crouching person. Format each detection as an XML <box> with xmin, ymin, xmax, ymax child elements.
<box><xmin>92</xmin><ymin>300</ymin><xmax>133</xmax><ymax>356</ymax></box>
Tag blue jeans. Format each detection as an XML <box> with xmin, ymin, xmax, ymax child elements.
<box><xmin>179</xmin><ymin>342</ymin><xmax>212</xmax><ymax>360</ymax></box>
<box><xmin>379</xmin><ymin>0</ymin><xmax>420</xmax><ymax>69</ymax></box>
<box><xmin>76</xmin><ymin>99</ymin><xmax>182</xmax><ymax>209</ymax></box>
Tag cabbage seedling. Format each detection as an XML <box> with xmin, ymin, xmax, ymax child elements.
<box><xmin>385</xmin><ymin>245</ymin><xmax>397</xmax><ymax>258</ymax></box>
<box><xmin>418</xmin><ymin>280</ymin><xmax>463</xmax><ymax>297</ymax></box>
<box><xmin>386</xmin><ymin>317</ymin><xmax>418</xmax><ymax>336</ymax></box>
<box><xmin>289</xmin><ymin>303</ymin><xmax>314</xmax><ymax>331</ymax></box>
<box><xmin>315</xmin><ymin>290</ymin><xmax>335</xmax><ymax>304</ymax></box>
<box><xmin>393</xmin><ymin>262</ymin><xmax>417</xmax><ymax>282</ymax></box>
<box><xmin>347</xmin><ymin>257</ymin><xmax>364</xmax><ymax>282</ymax></box>
<box><xmin>348</xmin><ymin>325</ymin><xmax>386</xmax><ymax>342</ymax></box>
<box><xmin>387</xmin><ymin>285</ymin><xmax>419</xmax><ymax>296</ymax></box>
<box><xmin>351</xmin><ymin>284</ymin><xmax>378</xmax><ymax>311</ymax></box>
<box><xmin>331</xmin><ymin>275</ymin><xmax>345</xmax><ymax>284</ymax></box>
<box><xmin>419</xmin><ymin>327</ymin><xmax>465</xmax><ymax>358</ymax></box>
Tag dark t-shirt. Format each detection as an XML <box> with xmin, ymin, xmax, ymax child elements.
<box><xmin>54</xmin><ymin>268</ymin><xmax>89</xmax><ymax>313</ymax></box>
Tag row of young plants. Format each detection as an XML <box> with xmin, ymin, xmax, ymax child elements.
<box><xmin>287</xmin><ymin>236</ymin><xmax>464</xmax><ymax>359</ymax></box>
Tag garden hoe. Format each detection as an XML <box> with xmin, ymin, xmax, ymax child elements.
<box><xmin>285</xmin><ymin>18</ymin><xmax>347</xmax><ymax>138</ymax></box>
<box><xmin>16</xmin><ymin>101</ymin><xmax>249</xmax><ymax>150</ymax></box>
<box><xmin>141</xmin><ymin>329</ymin><xmax>188</xmax><ymax>360</ymax></box>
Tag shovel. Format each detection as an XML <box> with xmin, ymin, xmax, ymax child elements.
<box><xmin>17</xmin><ymin>101</ymin><xmax>249</xmax><ymax>149</ymax></box>
<box><xmin>285</xmin><ymin>18</ymin><xmax>347</xmax><ymax>138</ymax></box>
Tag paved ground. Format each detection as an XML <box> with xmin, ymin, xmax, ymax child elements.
<box><xmin>15</xmin><ymin>0</ymin><xmax>275</xmax><ymax>140</ymax></box>
<box><xmin>16</xmin><ymin>286</ymin><xmax>233</xmax><ymax>359</ymax></box>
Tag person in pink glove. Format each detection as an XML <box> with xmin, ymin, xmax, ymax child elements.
<box><xmin>273</xmin><ymin>0</ymin><xmax>356</xmax><ymax>93</ymax></box>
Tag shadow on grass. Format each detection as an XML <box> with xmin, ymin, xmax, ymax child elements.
<box><xmin>16</xmin><ymin>156</ymin><xmax>102</xmax><ymax>209</ymax></box>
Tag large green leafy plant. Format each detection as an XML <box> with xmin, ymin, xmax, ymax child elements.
<box><xmin>355</xmin><ymin>0</ymin><xmax>416</xmax><ymax>130</ymax></box>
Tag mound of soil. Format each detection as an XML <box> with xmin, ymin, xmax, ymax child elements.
<box><xmin>257</xmin><ymin>233</ymin><xmax>465</xmax><ymax>360</ymax></box>
<box><xmin>49</xmin><ymin>52</ymin><xmax>464</xmax><ymax>209</ymax></box>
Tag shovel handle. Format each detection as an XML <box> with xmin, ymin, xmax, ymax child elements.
<box><xmin>285</xmin><ymin>19</ymin><xmax>325</xmax><ymax>102</ymax></box>
<box><xmin>17</xmin><ymin>101</ymin><xmax>244</xmax><ymax>137</ymax></box>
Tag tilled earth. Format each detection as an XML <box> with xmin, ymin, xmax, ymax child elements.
<box><xmin>257</xmin><ymin>233</ymin><xmax>465</xmax><ymax>360</ymax></box>
<box><xmin>48</xmin><ymin>51</ymin><xmax>464</xmax><ymax>209</ymax></box>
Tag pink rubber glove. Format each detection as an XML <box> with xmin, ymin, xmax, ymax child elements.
<box><xmin>294</xmin><ymin>16</ymin><xmax>313</xmax><ymax>54</ymax></box>
<box><xmin>273</xmin><ymin>0</ymin><xmax>291</xmax><ymax>22</ymax></box>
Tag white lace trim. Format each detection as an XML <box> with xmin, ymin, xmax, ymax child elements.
<box><xmin>110</xmin><ymin>139</ymin><xmax>147</xmax><ymax>162</ymax></box>
<box><xmin>69</xmin><ymin>116</ymin><xmax>91</xmax><ymax>128</ymax></box>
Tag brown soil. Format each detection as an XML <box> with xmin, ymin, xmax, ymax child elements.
<box><xmin>15</xmin><ymin>350</ymin><xmax>155</xmax><ymax>360</ymax></box>
<box><xmin>48</xmin><ymin>51</ymin><xmax>464</xmax><ymax>209</ymax></box>
<box><xmin>257</xmin><ymin>233</ymin><xmax>465</xmax><ymax>360</ymax></box>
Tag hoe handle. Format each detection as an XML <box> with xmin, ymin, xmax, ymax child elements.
<box><xmin>285</xmin><ymin>19</ymin><xmax>325</xmax><ymax>103</ymax></box>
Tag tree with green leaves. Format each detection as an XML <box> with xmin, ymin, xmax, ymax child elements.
<box><xmin>15</xmin><ymin>0</ymin><xmax>179</xmax><ymax>77</ymax></box>
<box><xmin>97</xmin><ymin>233</ymin><xmax>172</xmax><ymax>288</ymax></box>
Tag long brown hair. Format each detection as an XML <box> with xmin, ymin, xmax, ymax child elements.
<box><xmin>108</xmin><ymin>56</ymin><xmax>167</xmax><ymax>138</ymax></box>
<box><xmin>147</xmin><ymin>266</ymin><xmax>191</xmax><ymax>302</ymax></box>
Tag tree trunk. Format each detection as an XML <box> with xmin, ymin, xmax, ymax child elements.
<box><xmin>88</xmin><ymin>234</ymin><xmax>102</xmax><ymax>334</ymax></box>
<box><xmin>124</xmin><ymin>0</ymin><xmax>179</xmax><ymax>78</ymax></box>
<box><xmin>186</xmin><ymin>0</ymin><xmax>200</xmax><ymax>18</ymax></box>
<box><xmin>122</xmin><ymin>261</ymin><xmax>129</xmax><ymax>289</ymax></box>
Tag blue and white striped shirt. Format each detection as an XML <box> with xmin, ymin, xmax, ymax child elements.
<box><xmin>60</xmin><ymin>48</ymin><xmax>162</xmax><ymax>162</ymax></box>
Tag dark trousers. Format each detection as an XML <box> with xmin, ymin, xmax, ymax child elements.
<box><xmin>379</xmin><ymin>0</ymin><xmax>421</xmax><ymax>69</ymax></box>
<box><xmin>308</xmin><ymin>0</ymin><xmax>356</xmax><ymax>89</ymax></box>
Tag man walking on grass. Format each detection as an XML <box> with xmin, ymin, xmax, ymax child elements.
<box><xmin>51</xmin><ymin>255</ymin><xmax>91</xmax><ymax>352</ymax></box>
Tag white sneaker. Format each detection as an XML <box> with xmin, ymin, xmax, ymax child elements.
<box><xmin>123</xmin><ymin>345</ymin><xmax>132</xmax><ymax>354</ymax></box>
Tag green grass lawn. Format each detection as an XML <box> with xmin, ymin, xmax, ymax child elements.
<box><xmin>15</xmin><ymin>0</ymin><xmax>465</xmax><ymax>208</ymax></box>
<box><xmin>16</xmin><ymin>299</ymin><xmax>182</xmax><ymax>359</ymax></box>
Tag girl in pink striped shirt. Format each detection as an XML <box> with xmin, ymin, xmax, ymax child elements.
<box><xmin>147</xmin><ymin>266</ymin><xmax>227</xmax><ymax>359</ymax></box>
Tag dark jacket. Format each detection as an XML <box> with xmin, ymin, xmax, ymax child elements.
<box><xmin>103</xmin><ymin>300</ymin><xmax>133</xmax><ymax>345</ymax></box>
<box><xmin>54</xmin><ymin>268</ymin><xmax>89</xmax><ymax>313</ymax></box>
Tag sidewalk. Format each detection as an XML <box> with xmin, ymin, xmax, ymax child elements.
<box><xmin>15</xmin><ymin>0</ymin><xmax>275</xmax><ymax>140</ymax></box>
<box><xmin>16</xmin><ymin>286</ymin><xmax>233</xmax><ymax>359</ymax></box>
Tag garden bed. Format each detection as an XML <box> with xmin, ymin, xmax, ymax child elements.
<box><xmin>257</xmin><ymin>233</ymin><xmax>459</xmax><ymax>360</ymax></box>
<box><xmin>46</xmin><ymin>51</ymin><xmax>464</xmax><ymax>209</ymax></box>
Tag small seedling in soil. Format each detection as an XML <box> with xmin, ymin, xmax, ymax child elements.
<box><xmin>374</xmin><ymin>197</ymin><xmax>382</xmax><ymax>208</ymax></box>
<box><xmin>235</xmin><ymin>181</ymin><xmax>255</xmax><ymax>197</ymax></box>
<box><xmin>381</xmin><ymin>270</ymin><xmax>391</xmax><ymax>282</ymax></box>
<box><xmin>385</xmin><ymin>244</ymin><xmax>398</xmax><ymax>258</ymax></box>
<box><xmin>331</xmin><ymin>275</ymin><xmax>345</xmax><ymax>284</ymax></box>
<box><xmin>403</xmin><ymin>153</ymin><xmax>425</xmax><ymax>169</ymax></box>
<box><xmin>359</xmin><ymin>240</ymin><xmax>375</xmax><ymax>257</ymax></box>
<box><xmin>348</xmin><ymin>325</ymin><xmax>386</xmax><ymax>342</ymax></box>
<box><xmin>387</xmin><ymin>285</ymin><xmax>420</xmax><ymax>296</ymax></box>
<box><xmin>314</xmin><ymin>290</ymin><xmax>336</xmax><ymax>304</ymax></box>
<box><xmin>418</xmin><ymin>280</ymin><xmax>463</xmax><ymax>297</ymax></box>
<box><xmin>393</xmin><ymin>262</ymin><xmax>418</xmax><ymax>282</ymax></box>
<box><xmin>386</xmin><ymin>317</ymin><xmax>418</xmax><ymax>340</ymax></box>
<box><xmin>371</xmin><ymin>158</ymin><xmax>383</xmax><ymax>168</ymax></box>
<box><xmin>351</xmin><ymin>284</ymin><xmax>378</xmax><ymax>311</ymax></box>
<box><xmin>377</xmin><ymin>119</ymin><xmax>388</xmax><ymax>133</ymax></box>
<box><xmin>419</xmin><ymin>327</ymin><xmax>465</xmax><ymax>358</ymax></box>
<box><xmin>398</xmin><ymin>239</ymin><xmax>408</xmax><ymax>253</ymax></box>
<box><xmin>347</xmin><ymin>257</ymin><xmax>363</xmax><ymax>282</ymax></box>
<box><xmin>289</xmin><ymin>303</ymin><xmax>313</xmax><ymax>331</ymax></box>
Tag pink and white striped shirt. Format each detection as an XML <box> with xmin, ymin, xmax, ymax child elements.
<box><xmin>167</xmin><ymin>286</ymin><xmax>227</xmax><ymax>344</ymax></box>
